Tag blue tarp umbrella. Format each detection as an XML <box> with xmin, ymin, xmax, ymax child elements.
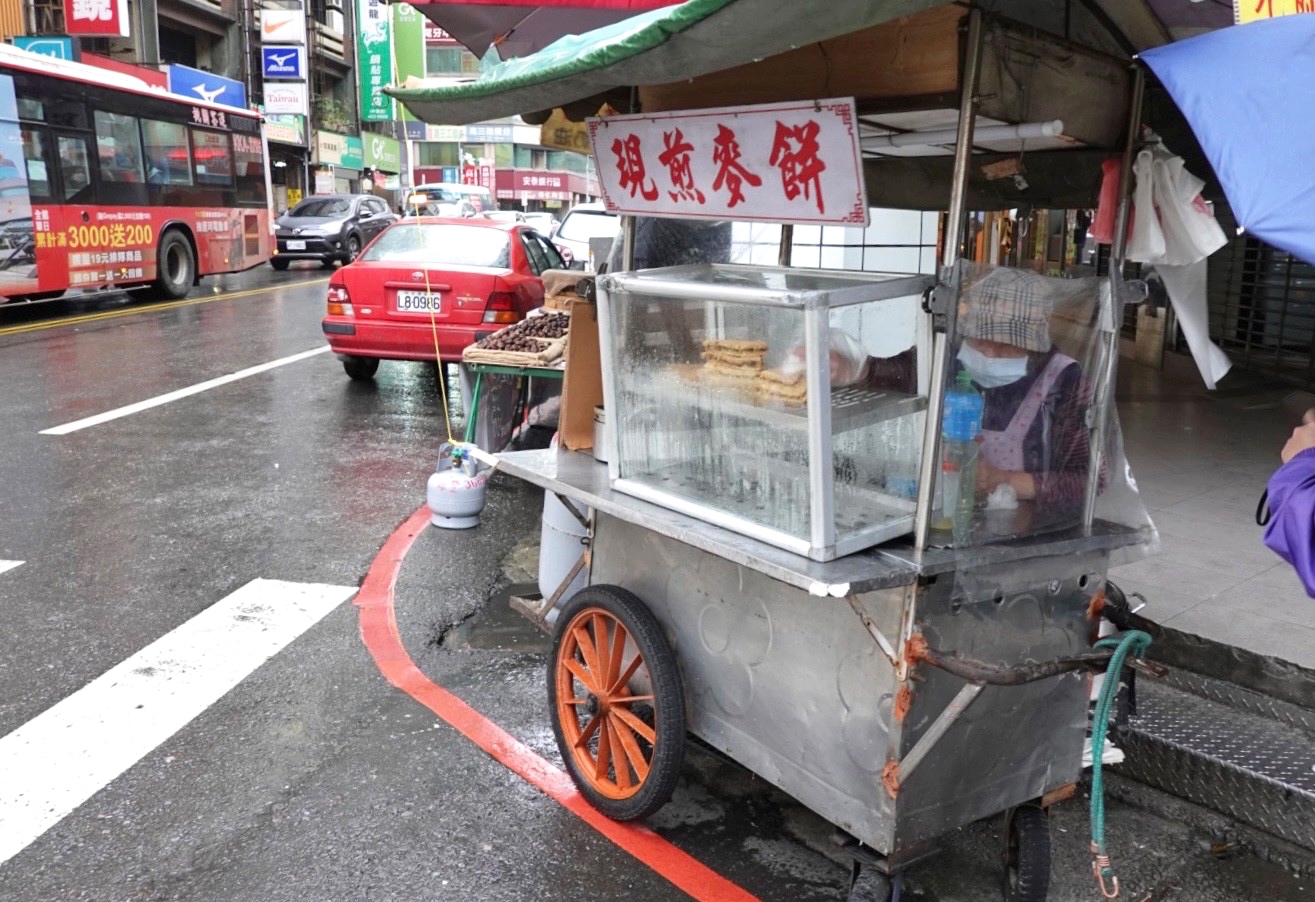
<box><xmin>1141</xmin><ymin>15</ymin><xmax>1315</xmax><ymax>266</ymax></box>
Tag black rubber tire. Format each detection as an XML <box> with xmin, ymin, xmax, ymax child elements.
<box><xmin>145</xmin><ymin>230</ymin><xmax>195</xmax><ymax>300</ymax></box>
<box><xmin>342</xmin><ymin>356</ymin><xmax>379</xmax><ymax>381</ymax></box>
<box><xmin>547</xmin><ymin>584</ymin><xmax>685</xmax><ymax>821</ymax></box>
<box><xmin>1004</xmin><ymin>802</ymin><xmax>1051</xmax><ymax>902</ymax></box>
<box><xmin>341</xmin><ymin>234</ymin><xmax>362</xmax><ymax>264</ymax></box>
<box><xmin>269</xmin><ymin>257</ymin><xmax>290</xmax><ymax>271</ymax></box>
<box><xmin>848</xmin><ymin>864</ymin><xmax>892</xmax><ymax>902</ymax></box>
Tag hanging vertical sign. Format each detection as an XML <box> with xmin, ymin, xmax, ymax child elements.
<box><xmin>356</xmin><ymin>0</ymin><xmax>394</xmax><ymax>122</ymax></box>
<box><xmin>392</xmin><ymin>3</ymin><xmax>425</xmax><ymax>122</ymax></box>
<box><xmin>64</xmin><ymin>0</ymin><xmax>131</xmax><ymax>37</ymax></box>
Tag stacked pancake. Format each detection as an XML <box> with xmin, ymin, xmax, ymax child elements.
<box><xmin>700</xmin><ymin>339</ymin><xmax>767</xmax><ymax>382</ymax></box>
<box><xmin>755</xmin><ymin>368</ymin><xmax>807</xmax><ymax>406</ymax></box>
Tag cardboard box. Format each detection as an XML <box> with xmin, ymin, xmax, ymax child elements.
<box><xmin>559</xmin><ymin>298</ymin><xmax>604</xmax><ymax>450</ymax></box>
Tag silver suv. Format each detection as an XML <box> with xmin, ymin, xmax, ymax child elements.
<box><xmin>272</xmin><ymin>194</ymin><xmax>398</xmax><ymax>269</ymax></box>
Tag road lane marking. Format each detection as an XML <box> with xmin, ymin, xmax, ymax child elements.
<box><xmin>0</xmin><ymin>560</ymin><xmax>22</xmax><ymax>576</ymax></box>
<box><xmin>0</xmin><ymin>577</ymin><xmax>356</xmax><ymax>866</ymax></box>
<box><xmin>40</xmin><ymin>346</ymin><xmax>331</xmax><ymax>435</ymax></box>
<box><xmin>0</xmin><ymin>279</ymin><xmax>331</xmax><ymax>337</ymax></box>
<box><xmin>355</xmin><ymin>507</ymin><xmax>761</xmax><ymax>902</ymax></box>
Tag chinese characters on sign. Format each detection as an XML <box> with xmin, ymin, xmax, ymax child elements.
<box><xmin>64</xmin><ymin>0</ymin><xmax>130</xmax><ymax>37</ymax></box>
<box><xmin>1235</xmin><ymin>0</ymin><xmax>1315</xmax><ymax>24</ymax></box>
<box><xmin>355</xmin><ymin>0</ymin><xmax>394</xmax><ymax>122</ymax></box>
<box><xmin>587</xmin><ymin>98</ymin><xmax>868</xmax><ymax>225</ymax></box>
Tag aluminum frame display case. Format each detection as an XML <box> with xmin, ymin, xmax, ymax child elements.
<box><xmin>596</xmin><ymin>263</ymin><xmax>936</xmax><ymax>562</ymax></box>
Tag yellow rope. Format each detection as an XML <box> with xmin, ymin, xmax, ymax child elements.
<box><xmin>410</xmin><ymin>196</ymin><xmax>456</xmax><ymax>444</ymax></box>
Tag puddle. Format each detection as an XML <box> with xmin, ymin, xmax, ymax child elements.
<box><xmin>448</xmin><ymin>582</ymin><xmax>551</xmax><ymax>654</ymax></box>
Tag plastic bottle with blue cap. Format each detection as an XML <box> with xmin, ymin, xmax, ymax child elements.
<box><xmin>942</xmin><ymin>370</ymin><xmax>984</xmax><ymax>542</ymax></box>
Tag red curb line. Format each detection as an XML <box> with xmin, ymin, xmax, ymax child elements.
<box><xmin>355</xmin><ymin>504</ymin><xmax>760</xmax><ymax>902</ymax></box>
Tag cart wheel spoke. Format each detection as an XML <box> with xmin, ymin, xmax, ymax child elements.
<box><xmin>564</xmin><ymin>656</ymin><xmax>597</xmax><ymax>693</ymax></box>
<box><xmin>610</xmin><ymin>713</ymin><xmax>651</xmax><ymax>782</ymax></box>
<box><xmin>608</xmin><ymin>653</ymin><xmax>645</xmax><ymax>697</ymax></box>
<box><xmin>593</xmin><ymin>713</ymin><xmax>614</xmax><ymax>782</ymax></box>
<box><xmin>610</xmin><ymin>693</ymin><xmax>654</xmax><ymax>706</ymax></box>
<box><xmin>612</xmin><ymin>705</ymin><xmax>657</xmax><ymax>746</ymax></box>
<box><xmin>574</xmin><ymin>713</ymin><xmax>602</xmax><ymax>748</ymax></box>
<box><xmin>607</xmin><ymin>719</ymin><xmax>635</xmax><ymax>791</ymax></box>
<box><xmin>606</xmin><ymin>618</ymin><xmax>629</xmax><ymax>688</ymax></box>
<box><xmin>571</xmin><ymin>620</ymin><xmax>603</xmax><ymax>683</ymax></box>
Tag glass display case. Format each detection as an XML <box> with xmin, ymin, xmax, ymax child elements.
<box><xmin>596</xmin><ymin>264</ymin><xmax>936</xmax><ymax>562</ymax></box>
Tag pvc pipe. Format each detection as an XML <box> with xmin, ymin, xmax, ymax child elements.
<box><xmin>861</xmin><ymin>119</ymin><xmax>1065</xmax><ymax>151</ymax></box>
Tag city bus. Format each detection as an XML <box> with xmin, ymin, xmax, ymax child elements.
<box><xmin>0</xmin><ymin>44</ymin><xmax>273</xmax><ymax>306</ymax></box>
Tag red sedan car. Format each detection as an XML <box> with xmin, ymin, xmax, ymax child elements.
<box><xmin>320</xmin><ymin>217</ymin><xmax>566</xmax><ymax>380</ymax></box>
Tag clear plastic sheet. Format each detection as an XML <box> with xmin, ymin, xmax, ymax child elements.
<box><xmin>935</xmin><ymin>260</ymin><xmax>1159</xmax><ymax>593</ymax></box>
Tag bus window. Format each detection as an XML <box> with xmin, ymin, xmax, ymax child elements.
<box><xmin>141</xmin><ymin>119</ymin><xmax>191</xmax><ymax>186</ymax></box>
<box><xmin>57</xmin><ymin>134</ymin><xmax>91</xmax><ymax>201</ymax></box>
<box><xmin>190</xmin><ymin>128</ymin><xmax>232</xmax><ymax>185</ymax></box>
<box><xmin>95</xmin><ymin>111</ymin><xmax>145</xmax><ymax>183</ymax></box>
<box><xmin>232</xmin><ymin>132</ymin><xmax>266</xmax><ymax>206</ymax></box>
<box><xmin>21</xmin><ymin>127</ymin><xmax>50</xmax><ymax>199</ymax></box>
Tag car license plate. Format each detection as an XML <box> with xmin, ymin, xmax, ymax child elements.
<box><xmin>286</xmin><ymin>240</ymin><xmax>306</xmax><ymax>250</ymax></box>
<box><xmin>395</xmin><ymin>290</ymin><xmax>441</xmax><ymax>313</ymax></box>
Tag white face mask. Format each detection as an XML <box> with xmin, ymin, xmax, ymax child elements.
<box><xmin>958</xmin><ymin>342</ymin><xmax>1028</xmax><ymax>388</ymax></box>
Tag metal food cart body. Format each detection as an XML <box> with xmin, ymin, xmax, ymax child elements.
<box><xmin>502</xmin><ymin>447</ymin><xmax>1136</xmax><ymax>862</ymax></box>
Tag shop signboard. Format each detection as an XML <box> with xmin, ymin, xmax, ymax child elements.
<box><xmin>260</xmin><ymin>7</ymin><xmax>307</xmax><ymax>45</ymax></box>
<box><xmin>265</xmin><ymin>114</ymin><xmax>306</xmax><ymax>146</ymax></box>
<box><xmin>404</xmin><ymin>120</ymin><xmax>425</xmax><ymax>140</ymax></box>
<box><xmin>540</xmin><ymin>107</ymin><xmax>593</xmax><ymax>154</ymax></box>
<box><xmin>588</xmin><ymin>97</ymin><xmax>869</xmax><ymax>226</ymax></box>
<box><xmin>355</xmin><ymin>0</ymin><xmax>394</xmax><ymax>122</ymax></box>
<box><xmin>315</xmin><ymin>131</ymin><xmax>347</xmax><ymax>166</ymax></box>
<box><xmin>261</xmin><ymin>46</ymin><xmax>305</xmax><ymax>81</ymax></box>
<box><xmin>441</xmin><ymin>166</ymin><xmax>458</xmax><ymax>183</ymax></box>
<box><xmin>425</xmin><ymin>22</ymin><xmax>457</xmax><ymax>44</ymax></box>
<box><xmin>167</xmin><ymin>64</ymin><xmax>247</xmax><ymax>109</ymax></box>
<box><xmin>466</xmin><ymin>124</ymin><xmax>514</xmax><ymax>144</ymax></box>
<box><xmin>263</xmin><ymin>81</ymin><xmax>308</xmax><ymax>115</ymax></box>
<box><xmin>462</xmin><ymin>164</ymin><xmax>494</xmax><ymax>190</ymax></box>
<box><xmin>342</xmin><ymin>135</ymin><xmax>365</xmax><ymax>170</ymax></box>
<box><xmin>427</xmin><ymin>125</ymin><xmax>464</xmax><ymax>142</ymax></box>
<box><xmin>512</xmin><ymin>170</ymin><xmax>569</xmax><ymax>201</ymax></box>
<box><xmin>393</xmin><ymin>3</ymin><xmax>425</xmax><ymax>123</ymax></box>
<box><xmin>1235</xmin><ymin>0</ymin><xmax>1310</xmax><ymax>23</ymax></box>
<box><xmin>364</xmin><ymin>134</ymin><xmax>401</xmax><ymax>172</ymax></box>
<box><xmin>314</xmin><ymin>168</ymin><xmax>335</xmax><ymax>194</ymax></box>
<box><xmin>64</xmin><ymin>0</ymin><xmax>129</xmax><ymax>37</ymax></box>
<box><xmin>14</xmin><ymin>36</ymin><xmax>75</xmax><ymax>60</ymax></box>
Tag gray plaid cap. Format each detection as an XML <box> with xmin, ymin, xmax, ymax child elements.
<box><xmin>960</xmin><ymin>267</ymin><xmax>1054</xmax><ymax>353</ymax></box>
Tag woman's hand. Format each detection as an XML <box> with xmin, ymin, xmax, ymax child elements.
<box><xmin>976</xmin><ymin>458</ymin><xmax>1037</xmax><ymax>501</ymax></box>
<box><xmin>1280</xmin><ymin>408</ymin><xmax>1315</xmax><ymax>463</ymax></box>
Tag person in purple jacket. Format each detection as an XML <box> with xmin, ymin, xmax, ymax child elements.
<box><xmin>1263</xmin><ymin>409</ymin><xmax>1315</xmax><ymax>596</ymax></box>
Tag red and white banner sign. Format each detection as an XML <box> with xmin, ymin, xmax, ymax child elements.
<box><xmin>65</xmin><ymin>0</ymin><xmax>131</xmax><ymax>37</ymax></box>
<box><xmin>587</xmin><ymin>98</ymin><xmax>869</xmax><ymax>226</ymax></box>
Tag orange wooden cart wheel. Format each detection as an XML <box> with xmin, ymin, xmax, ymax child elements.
<box><xmin>548</xmin><ymin>584</ymin><xmax>685</xmax><ymax>821</ymax></box>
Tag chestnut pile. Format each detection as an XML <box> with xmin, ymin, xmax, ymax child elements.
<box><xmin>474</xmin><ymin>312</ymin><xmax>570</xmax><ymax>351</ymax></box>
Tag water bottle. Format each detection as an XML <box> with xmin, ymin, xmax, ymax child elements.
<box><xmin>942</xmin><ymin>371</ymin><xmax>983</xmax><ymax>542</ymax></box>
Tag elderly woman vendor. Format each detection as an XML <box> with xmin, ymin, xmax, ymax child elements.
<box><xmin>858</xmin><ymin>267</ymin><xmax>1098</xmax><ymax>510</ymax></box>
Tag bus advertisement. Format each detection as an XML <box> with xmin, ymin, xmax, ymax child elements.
<box><xmin>0</xmin><ymin>44</ymin><xmax>273</xmax><ymax>306</ymax></box>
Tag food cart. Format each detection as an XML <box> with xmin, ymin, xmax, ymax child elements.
<box><xmin>392</xmin><ymin>5</ymin><xmax>1164</xmax><ymax>899</ymax></box>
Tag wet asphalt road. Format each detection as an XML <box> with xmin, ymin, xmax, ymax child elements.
<box><xmin>0</xmin><ymin>266</ymin><xmax>1311</xmax><ymax>902</ymax></box>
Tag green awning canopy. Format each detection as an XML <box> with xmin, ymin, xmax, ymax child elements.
<box><xmin>386</xmin><ymin>0</ymin><xmax>946</xmax><ymax>125</ymax></box>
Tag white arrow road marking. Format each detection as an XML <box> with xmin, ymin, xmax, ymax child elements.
<box><xmin>0</xmin><ymin>560</ymin><xmax>22</xmax><ymax>576</ymax></box>
<box><xmin>0</xmin><ymin>577</ymin><xmax>356</xmax><ymax>866</ymax></box>
<box><xmin>40</xmin><ymin>346</ymin><xmax>331</xmax><ymax>436</ymax></box>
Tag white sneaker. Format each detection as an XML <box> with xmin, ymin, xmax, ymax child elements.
<box><xmin>1082</xmin><ymin>736</ymin><xmax>1126</xmax><ymax>768</ymax></box>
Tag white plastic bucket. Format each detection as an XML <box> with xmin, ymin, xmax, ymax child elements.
<box><xmin>539</xmin><ymin>491</ymin><xmax>589</xmax><ymax>603</ymax></box>
<box><xmin>592</xmin><ymin>406</ymin><xmax>610</xmax><ymax>463</ymax></box>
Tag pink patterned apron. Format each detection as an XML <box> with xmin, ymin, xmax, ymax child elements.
<box><xmin>979</xmin><ymin>353</ymin><xmax>1076</xmax><ymax>471</ymax></box>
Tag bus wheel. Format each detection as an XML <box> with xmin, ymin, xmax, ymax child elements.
<box><xmin>146</xmin><ymin>230</ymin><xmax>195</xmax><ymax>300</ymax></box>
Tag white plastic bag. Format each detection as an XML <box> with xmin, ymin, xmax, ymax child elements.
<box><xmin>1126</xmin><ymin>149</ymin><xmax>1165</xmax><ymax>263</ymax></box>
<box><xmin>783</xmin><ymin>330</ymin><xmax>869</xmax><ymax>387</ymax></box>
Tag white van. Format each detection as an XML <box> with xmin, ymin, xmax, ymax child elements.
<box><xmin>410</xmin><ymin>182</ymin><xmax>498</xmax><ymax>215</ymax></box>
<box><xmin>553</xmin><ymin>201</ymin><xmax>619</xmax><ymax>270</ymax></box>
